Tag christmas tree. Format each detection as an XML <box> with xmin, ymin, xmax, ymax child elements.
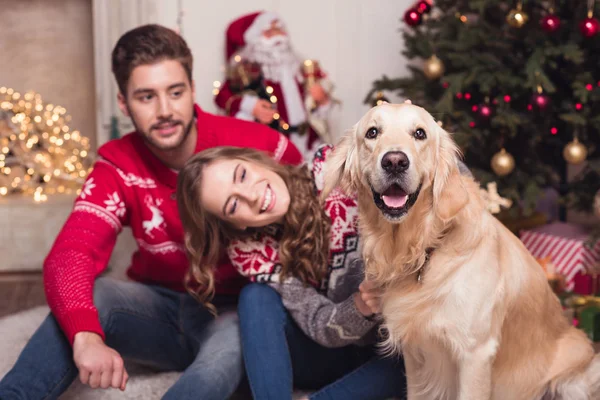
<box><xmin>0</xmin><ymin>87</ymin><xmax>94</xmax><ymax>202</ymax></box>
<box><xmin>366</xmin><ymin>0</ymin><xmax>600</xmax><ymax>219</ymax></box>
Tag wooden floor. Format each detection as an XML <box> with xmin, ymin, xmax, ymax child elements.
<box><xmin>0</xmin><ymin>271</ymin><xmax>46</xmax><ymax>318</ymax></box>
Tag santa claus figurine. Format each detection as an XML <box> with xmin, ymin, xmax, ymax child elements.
<box><xmin>214</xmin><ymin>11</ymin><xmax>334</xmax><ymax>160</ymax></box>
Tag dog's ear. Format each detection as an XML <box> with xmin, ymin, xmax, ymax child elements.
<box><xmin>322</xmin><ymin>125</ymin><xmax>359</xmax><ymax>200</ymax></box>
<box><xmin>432</xmin><ymin>126</ymin><xmax>469</xmax><ymax>221</ymax></box>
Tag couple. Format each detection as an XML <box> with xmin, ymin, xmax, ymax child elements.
<box><xmin>0</xmin><ymin>23</ymin><xmax>405</xmax><ymax>399</ymax></box>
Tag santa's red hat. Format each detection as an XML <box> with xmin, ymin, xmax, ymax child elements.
<box><xmin>225</xmin><ymin>11</ymin><xmax>283</xmax><ymax>62</ymax></box>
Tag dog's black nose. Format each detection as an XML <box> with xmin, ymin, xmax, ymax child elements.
<box><xmin>381</xmin><ymin>151</ymin><xmax>409</xmax><ymax>173</ymax></box>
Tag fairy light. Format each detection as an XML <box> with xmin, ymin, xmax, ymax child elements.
<box><xmin>0</xmin><ymin>88</ymin><xmax>94</xmax><ymax>200</ymax></box>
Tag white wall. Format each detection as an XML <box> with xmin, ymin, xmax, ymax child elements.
<box><xmin>154</xmin><ymin>0</ymin><xmax>412</xmax><ymax>142</ymax></box>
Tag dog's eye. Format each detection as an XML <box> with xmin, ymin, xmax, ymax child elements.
<box><xmin>414</xmin><ymin>128</ymin><xmax>427</xmax><ymax>140</ymax></box>
<box><xmin>366</xmin><ymin>127</ymin><xmax>379</xmax><ymax>139</ymax></box>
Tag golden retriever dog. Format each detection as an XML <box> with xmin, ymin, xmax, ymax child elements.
<box><xmin>323</xmin><ymin>103</ymin><xmax>600</xmax><ymax>400</ymax></box>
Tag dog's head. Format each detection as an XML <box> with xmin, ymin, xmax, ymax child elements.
<box><xmin>324</xmin><ymin>103</ymin><xmax>468</xmax><ymax>223</ymax></box>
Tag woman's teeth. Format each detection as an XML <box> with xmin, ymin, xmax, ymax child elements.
<box><xmin>261</xmin><ymin>186</ymin><xmax>272</xmax><ymax>212</ymax></box>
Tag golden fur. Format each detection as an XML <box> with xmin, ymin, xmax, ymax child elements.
<box><xmin>323</xmin><ymin>103</ymin><xmax>600</xmax><ymax>400</ymax></box>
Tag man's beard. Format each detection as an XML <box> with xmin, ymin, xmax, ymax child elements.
<box><xmin>241</xmin><ymin>35</ymin><xmax>301</xmax><ymax>82</ymax></box>
<box><xmin>128</xmin><ymin>107</ymin><xmax>194</xmax><ymax>152</ymax></box>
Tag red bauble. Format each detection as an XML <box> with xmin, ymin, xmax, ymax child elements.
<box><xmin>580</xmin><ymin>17</ymin><xmax>600</xmax><ymax>37</ymax></box>
<box><xmin>479</xmin><ymin>104</ymin><xmax>493</xmax><ymax>118</ymax></box>
<box><xmin>533</xmin><ymin>93</ymin><xmax>550</xmax><ymax>109</ymax></box>
<box><xmin>541</xmin><ymin>14</ymin><xmax>561</xmax><ymax>33</ymax></box>
<box><xmin>404</xmin><ymin>8</ymin><xmax>422</xmax><ymax>26</ymax></box>
<box><xmin>416</xmin><ymin>1</ymin><xmax>431</xmax><ymax>14</ymax></box>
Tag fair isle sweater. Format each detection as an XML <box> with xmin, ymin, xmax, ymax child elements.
<box><xmin>43</xmin><ymin>104</ymin><xmax>302</xmax><ymax>345</ymax></box>
<box><xmin>228</xmin><ymin>145</ymin><xmax>378</xmax><ymax>348</ymax></box>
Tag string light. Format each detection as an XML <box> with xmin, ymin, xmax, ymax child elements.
<box><xmin>0</xmin><ymin>88</ymin><xmax>94</xmax><ymax>200</ymax></box>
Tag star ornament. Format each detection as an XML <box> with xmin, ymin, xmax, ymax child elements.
<box><xmin>480</xmin><ymin>182</ymin><xmax>512</xmax><ymax>214</ymax></box>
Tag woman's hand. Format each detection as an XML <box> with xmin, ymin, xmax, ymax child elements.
<box><xmin>357</xmin><ymin>280</ymin><xmax>382</xmax><ymax>316</ymax></box>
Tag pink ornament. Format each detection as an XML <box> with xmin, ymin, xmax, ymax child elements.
<box><xmin>504</xmin><ymin>95</ymin><xmax>511</xmax><ymax>103</ymax></box>
<box><xmin>541</xmin><ymin>14</ymin><xmax>561</xmax><ymax>33</ymax></box>
<box><xmin>479</xmin><ymin>104</ymin><xmax>492</xmax><ymax>118</ymax></box>
<box><xmin>550</xmin><ymin>127</ymin><xmax>558</xmax><ymax>135</ymax></box>
<box><xmin>416</xmin><ymin>1</ymin><xmax>431</xmax><ymax>14</ymax></box>
<box><xmin>576</xmin><ymin>103</ymin><xmax>583</xmax><ymax>110</ymax></box>
<box><xmin>580</xmin><ymin>17</ymin><xmax>600</xmax><ymax>37</ymax></box>
<box><xmin>404</xmin><ymin>8</ymin><xmax>422</xmax><ymax>26</ymax></box>
<box><xmin>533</xmin><ymin>94</ymin><xmax>549</xmax><ymax>109</ymax></box>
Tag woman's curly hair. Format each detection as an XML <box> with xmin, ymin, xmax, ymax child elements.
<box><xmin>177</xmin><ymin>146</ymin><xmax>330</xmax><ymax>313</ymax></box>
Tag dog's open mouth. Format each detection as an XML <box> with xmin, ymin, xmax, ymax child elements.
<box><xmin>371</xmin><ymin>183</ymin><xmax>421</xmax><ymax>220</ymax></box>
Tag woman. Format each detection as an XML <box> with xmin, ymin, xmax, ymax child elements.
<box><xmin>177</xmin><ymin>145</ymin><xmax>406</xmax><ymax>400</ymax></box>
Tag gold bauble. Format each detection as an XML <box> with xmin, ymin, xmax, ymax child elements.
<box><xmin>491</xmin><ymin>148</ymin><xmax>515</xmax><ymax>176</ymax></box>
<box><xmin>423</xmin><ymin>55</ymin><xmax>445</xmax><ymax>80</ymax></box>
<box><xmin>563</xmin><ymin>138</ymin><xmax>587</xmax><ymax>165</ymax></box>
<box><xmin>371</xmin><ymin>91</ymin><xmax>390</xmax><ymax>107</ymax></box>
<box><xmin>506</xmin><ymin>5</ymin><xmax>529</xmax><ymax>28</ymax></box>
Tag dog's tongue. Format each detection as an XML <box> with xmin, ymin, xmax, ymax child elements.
<box><xmin>382</xmin><ymin>185</ymin><xmax>408</xmax><ymax>208</ymax></box>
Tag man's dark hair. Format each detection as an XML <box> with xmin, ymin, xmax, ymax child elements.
<box><xmin>111</xmin><ymin>24</ymin><xmax>193</xmax><ymax>94</ymax></box>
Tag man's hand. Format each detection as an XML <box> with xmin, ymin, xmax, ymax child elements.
<box><xmin>252</xmin><ymin>99</ymin><xmax>276</xmax><ymax>124</ymax></box>
<box><xmin>308</xmin><ymin>83</ymin><xmax>329</xmax><ymax>106</ymax></box>
<box><xmin>358</xmin><ymin>280</ymin><xmax>383</xmax><ymax>316</ymax></box>
<box><xmin>73</xmin><ymin>332</ymin><xmax>128</xmax><ymax>391</ymax></box>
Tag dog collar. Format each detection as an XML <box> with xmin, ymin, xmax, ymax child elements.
<box><xmin>417</xmin><ymin>247</ymin><xmax>435</xmax><ymax>283</ymax></box>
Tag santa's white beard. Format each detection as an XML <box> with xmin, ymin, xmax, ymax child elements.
<box><xmin>242</xmin><ymin>35</ymin><xmax>300</xmax><ymax>82</ymax></box>
<box><xmin>242</xmin><ymin>35</ymin><xmax>307</xmax><ymax>126</ymax></box>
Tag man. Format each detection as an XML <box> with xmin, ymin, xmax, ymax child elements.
<box><xmin>215</xmin><ymin>11</ymin><xmax>334</xmax><ymax>161</ymax></box>
<box><xmin>0</xmin><ymin>24</ymin><xmax>301</xmax><ymax>400</ymax></box>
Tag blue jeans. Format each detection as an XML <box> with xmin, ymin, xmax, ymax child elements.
<box><xmin>238</xmin><ymin>284</ymin><xmax>407</xmax><ymax>400</ymax></box>
<box><xmin>0</xmin><ymin>277</ymin><xmax>243</xmax><ymax>400</ymax></box>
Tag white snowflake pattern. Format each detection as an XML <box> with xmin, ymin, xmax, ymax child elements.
<box><xmin>80</xmin><ymin>178</ymin><xmax>96</xmax><ymax>199</ymax></box>
<box><xmin>104</xmin><ymin>192</ymin><xmax>126</xmax><ymax>217</ymax></box>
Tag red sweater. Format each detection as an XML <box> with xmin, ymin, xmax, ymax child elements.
<box><xmin>43</xmin><ymin>104</ymin><xmax>302</xmax><ymax>344</ymax></box>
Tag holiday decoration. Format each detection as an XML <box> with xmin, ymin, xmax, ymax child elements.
<box><xmin>532</xmin><ymin>86</ymin><xmax>550</xmax><ymax>110</ymax></box>
<box><xmin>215</xmin><ymin>11</ymin><xmax>335</xmax><ymax>161</ymax></box>
<box><xmin>541</xmin><ymin>13</ymin><xmax>561</xmax><ymax>33</ymax></box>
<box><xmin>480</xmin><ymin>182</ymin><xmax>512</xmax><ymax>214</ymax></box>
<box><xmin>490</xmin><ymin>148</ymin><xmax>515</xmax><ymax>176</ymax></box>
<box><xmin>521</xmin><ymin>223</ymin><xmax>600</xmax><ymax>292</ymax></box>
<box><xmin>422</xmin><ymin>55</ymin><xmax>445</xmax><ymax>80</ymax></box>
<box><xmin>368</xmin><ymin>0</ymin><xmax>600</xmax><ymax>216</ymax></box>
<box><xmin>536</xmin><ymin>255</ymin><xmax>566</xmax><ymax>294</ymax></box>
<box><xmin>579</xmin><ymin>300</ymin><xmax>600</xmax><ymax>341</ymax></box>
<box><xmin>506</xmin><ymin>2</ymin><xmax>529</xmax><ymax>28</ymax></box>
<box><xmin>404</xmin><ymin>8</ymin><xmax>422</xmax><ymax>26</ymax></box>
<box><xmin>478</xmin><ymin>103</ymin><xmax>493</xmax><ymax>119</ymax></box>
<box><xmin>416</xmin><ymin>0</ymin><xmax>432</xmax><ymax>14</ymax></box>
<box><xmin>563</xmin><ymin>137</ymin><xmax>588</xmax><ymax>165</ymax></box>
<box><xmin>371</xmin><ymin>91</ymin><xmax>390</xmax><ymax>107</ymax></box>
<box><xmin>0</xmin><ymin>87</ymin><xmax>93</xmax><ymax>201</ymax></box>
<box><xmin>580</xmin><ymin>5</ymin><xmax>600</xmax><ymax>38</ymax></box>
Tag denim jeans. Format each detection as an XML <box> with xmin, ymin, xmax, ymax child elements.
<box><xmin>0</xmin><ymin>277</ymin><xmax>243</xmax><ymax>400</ymax></box>
<box><xmin>238</xmin><ymin>283</ymin><xmax>407</xmax><ymax>400</ymax></box>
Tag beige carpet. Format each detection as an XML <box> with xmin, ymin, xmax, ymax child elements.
<box><xmin>0</xmin><ymin>305</ymin><xmax>182</xmax><ymax>399</ymax></box>
<box><xmin>0</xmin><ymin>305</ymin><xmax>312</xmax><ymax>399</ymax></box>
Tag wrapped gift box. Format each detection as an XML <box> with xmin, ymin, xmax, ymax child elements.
<box><xmin>520</xmin><ymin>222</ymin><xmax>600</xmax><ymax>292</ymax></box>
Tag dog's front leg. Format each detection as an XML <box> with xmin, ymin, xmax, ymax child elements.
<box><xmin>457</xmin><ymin>339</ymin><xmax>498</xmax><ymax>400</ymax></box>
<box><xmin>403</xmin><ymin>347</ymin><xmax>429</xmax><ymax>400</ymax></box>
